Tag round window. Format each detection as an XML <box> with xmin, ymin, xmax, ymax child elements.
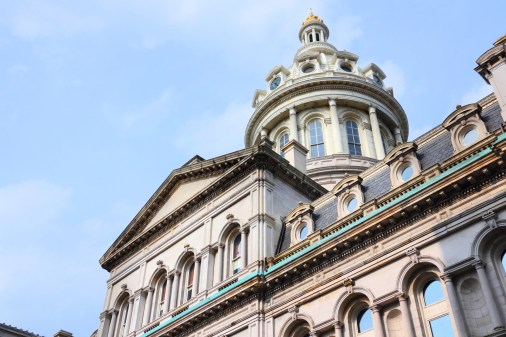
<box><xmin>299</xmin><ymin>225</ymin><xmax>308</xmax><ymax>240</ymax></box>
<box><xmin>401</xmin><ymin>165</ymin><xmax>414</xmax><ymax>181</ymax></box>
<box><xmin>302</xmin><ymin>64</ymin><xmax>315</xmax><ymax>73</ymax></box>
<box><xmin>347</xmin><ymin>196</ymin><xmax>358</xmax><ymax>213</ymax></box>
<box><xmin>462</xmin><ymin>126</ymin><xmax>478</xmax><ymax>146</ymax></box>
<box><xmin>340</xmin><ymin>63</ymin><xmax>352</xmax><ymax>72</ymax></box>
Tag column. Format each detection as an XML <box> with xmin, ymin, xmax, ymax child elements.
<box><xmin>107</xmin><ymin>310</ymin><xmax>118</xmax><ymax>337</ymax></box>
<box><xmin>311</xmin><ymin>28</ymin><xmax>316</xmax><ymax>42</ymax></box>
<box><xmin>199</xmin><ymin>245</ymin><xmax>214</xmax><ymax>291</ymax></box>
<box><xmin>125</xmin><ymin>298</ymin><xmax>134</xmax><ymax>334</ymax></box>
<box><xmin>394</xmin><ymin>127</ymin><xmax>402</xmax><ymax>145</ymax></box>
<box><xmin>163</xmin><ymin>275</ymin><xmax>172</xmax><ymax>314</ymax></box>
<box><xmin>217</xmin><ymin>243</ymin><xmax>225</xmax><ymax>282</ymax></box>
<box><xmin>369</xmin><ymin>106</ymin><xmax>385</xmax><ymax>158</ymax></box>
<box><xmin>142</xmin><ymin>287</ymin><xmax>154</xmax><ymax>326</ymax></box>
<box><xmin>473</xmin><ymin>261</ymin><xmax>505</xmax><ymax>330</ymax></box>
<box><xmin>169</xmin><ymin>272</ymin><xmax>180</xmax><ymax>310</ymax></box>
<box><xmin>397</xmin><ymin>294</ymin><xmax>415</xmax><ymax>337</ymax></box>
<box><xmin>240</xmin><ymin>229</ymin><xmax>248</xmax><ymax>269</ymax></box>
<box><xmin>192</xmin><ymin>257</ymin><xmax>201</xmax><ymax>296</ymax></box>
<box><xmin>98</xmin><ymin>311</ymin><xmax>109</xmax><ymax>337</ymax></box>
<box><xmin>289</xmin><ymin>108</ymin><xmax>299</xmax><ymax>142</ymax></box>
<box><xmin>329</xmin><ymin>99</ymin><xmax>343</xmax><ymax>153</ymax></box>
<box><xmin>371</xmin><ymin>305</ymin><xmax>386</xmax><ymax>337</ymax></box>
<box><xmin>334</xmin><ymin>321</ymin><xmax>344</xmax><ymax>337</ymax></box>
<box><xmin>441</xmin><ymin>274</ymin><xmax>468</xmax><ymax>337</ymax></box>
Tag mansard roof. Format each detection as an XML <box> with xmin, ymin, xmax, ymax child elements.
<box><xmin>100</xmin><ymin>143</ymin><xmax>327</xmax><ymax>271</ymax></box>
<box><xmin>276</xmin><ymin>94</ymin><xmax>504</xmax><ymax>253</ymax></box>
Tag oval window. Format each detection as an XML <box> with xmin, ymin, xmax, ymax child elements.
<box><xmin>401</xmin><ymin>165</ymin><xmax>414</xmax><ymax>181</ymax></box>
<box><xmin>347</xmin><ymin>196</ymin><xmax>358</xmax><ymax>213</ymax></box>
<box><xmin>340</xmin><ymin>63</ymin><xmax>352</xmax><ymax>72</ymax></box>
<box><xmin>302</xmin><ymin>64</ymin><xmax>315</xmax><ymax>73</ymax></box>
<box><xmin>462</xmin><ymin>127</ymin><xmax>478</xmax><ymax>146</ymax></box>
<box><xmin>299</xmin><ymin>225</ymin><xmax>308</xmax><ymax>240</ymax></box>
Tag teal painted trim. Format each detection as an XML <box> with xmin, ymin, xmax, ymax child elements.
<box><xmin>142</xmin><ymin>134</ymin><xmax>505</xmax><ymax>337</ymax></box>
<box><xmin>140</xmin><ymin>271</ymin><xmax>262</xmax><ymax>337</ymax></box>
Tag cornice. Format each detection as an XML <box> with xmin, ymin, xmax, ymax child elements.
<box><xmin>101</xmin><ymin>145</ymin><xmax>326</xmax><ymax>271</ymax></box>
<box><xmin>140</xmin><ymin>132</ymin><xmax>506</xmax><ymax>337</ymax></box>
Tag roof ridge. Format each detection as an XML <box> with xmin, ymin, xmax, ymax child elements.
<box><xmin>0</xmin><ymin>322</ymin><xmax>45</xmax><ymax>337</ymax></box>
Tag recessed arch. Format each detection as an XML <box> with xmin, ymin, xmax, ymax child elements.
<box><xmin>278</xmin><ymin>313</ymin><xmax>315</xmax><ymax>337</ymax></box>
<box><xmin>333</xmin><ymin>286</ymin><xmax>375</xmax><ymax>321</ymax></box>
<box><xmin>396</xmin><ymin>256</ymin><xmax>446</xmax><ymax>293</ymax></box>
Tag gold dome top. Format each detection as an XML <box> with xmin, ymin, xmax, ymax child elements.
<box><xmin>302</xmin><ymin>9</ymin><xmax>323</xmax><ymax>25</ymax></box>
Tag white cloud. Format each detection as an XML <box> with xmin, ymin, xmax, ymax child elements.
<box><xmin>331</xmin><ymin>16</ymin><xmax>363</xmax><ymax>50</ymax></box>
<box><xmin>121</xmin><ymin>87</ymin><xmax>173</xmax><ymax>127</ymax></box>
<box><xmin>380</xmin><ymin>60</ymin><xmax>406</xmax><ymax>98</ymax></box>
<box><xmin>173</xmin><ymin>101</ymin><xmax>253</xmax><ymax>157</ymax></box>
<box><xmin>0</xmin><ymin>180</ymin><xmax>70</xmax><ymax>230</ymax></box>
<box><xmin>460</xmin><ymin>83</ymin><xmax>492</xmax><ymax>105</ymax></box>
<box><xmin>8</xmin><ymin>0</ymin><xmax>103</xmax><ymax>39</ymax></box>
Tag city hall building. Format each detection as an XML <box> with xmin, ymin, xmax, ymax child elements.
<box><xmin>95</xmin><ymin>12</ymin><xmax>506</xmax><ymax>337</ymax></box>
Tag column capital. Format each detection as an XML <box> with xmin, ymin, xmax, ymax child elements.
<box><xmin>473</xmin><ymin>260</ymin><xmax>486</xmax><ymax>270</ymax></box>
<box><xmin>370</xmin><ymin>304</ymin><xmax>381</xmax><ymax>313</ymax></box>
<box><xmin>109</xmin><ymin>308</ymin><xmax>119</xmax><ymax>316</ymax></box>
<box><xmin>440</xmin><ymin>273</ymin><xmax>453</xmax><ymax>283</ymax></box>
<box><xmin>397</xmin><ymin>292</ymin><xmax>409</xmax><ymax>301</ymax></box>
<box><xmin>99</xmin><ymin>310</ymin><xmax>109</xmax><ymax>320</ymax></box>
<box><xmin>309</xmin><ymin>330</ymin><xmax>320</xmax><ymax>337</ymax></box>
<box><xmin>328</xmin><ymin>99</ymin><xmax>337</xmax><ymax>107</ymax></box>
<box><xmin>368</xmin><ymin>105</ymin><xmax>377</xmax><ymax>113</ymax></box>
<box><xmin>289</xmin><ymin>107</ymin><xmax>297</xmax><ymax>115</ymax></box>
<box><xmin>333</xmin><ymin>321</ymin><xmax>344</xmax><ymax>329</ymax></box>
<box><xmin>144</xmin><ymin>286</ymin><xmax>154</xmax><ymax>293</ymax></box>
<box><xmin>128</xmin><ymin>296</ymin><xmax>135</xmax><ymax>303</ymax></box>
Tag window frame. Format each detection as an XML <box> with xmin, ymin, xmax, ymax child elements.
<box><xmin>307</xmin><ymin>119</ymin><xmax>326</xmax><ymax>158</ymax></box>
<box><xmin>345</xmin><ymin>119</ymin><xmax>362</xmax><ymax>156</ymax></box>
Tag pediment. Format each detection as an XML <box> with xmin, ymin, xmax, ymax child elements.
<box><xmin>142</xmin><ymin>175</ymin><xmax>220</xmax><ymax>233</ymax></box>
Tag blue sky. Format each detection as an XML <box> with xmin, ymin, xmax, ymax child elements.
<box><xmin>0</xmin><ymin>1</ymin><xmax>504</xmax><ymax>336</ymax></box>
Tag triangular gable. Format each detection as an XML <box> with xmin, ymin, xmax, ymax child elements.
<box><xmin>142</xmin><ymin>175</ymin><xmax>220</xmax><ymax>233</ymax></box>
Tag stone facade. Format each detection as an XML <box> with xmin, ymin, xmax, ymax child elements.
<box><xmin>96</xmin><ymin>13</ymin><xmax>506</xmax><ymax>337</ymax></box>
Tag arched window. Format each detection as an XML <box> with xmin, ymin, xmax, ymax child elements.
<box><xmin>357</xmin><ymin>308</ymin><xmax>373</xmax><ymax>333</ymax></box>
<box><xmin>309</xmin><ymin>34</ymin><xmax>313</xmax><ymax>42</ymax></box>
<box><xmin>420</xmin><ymin>278</ymin><xmax>455</xmax><ymax>337</ymax></box>
<box><xmin>315</xmin><ymin>32</ymin><xmax>320</xmax><ymax>41</ymax></box>
<box><xmin>346</xmin><ymin>120</ymin><xmax>362</xmax><ymax>155</ymax></box>
<box><xmin>186</xmin><ymin>262</ymin><xmax>195</xmax><ymax>301</ymax></box>
<box><xmin>423</xmin><ymin>279</ymin><xmax>444</xmax><ymax>306</ymax></box>
<box><xmin>117</xmin><ymin>297</ymin><xmax>130</xmax><ymax>337</ymax></box>
<box><xmin>308</xmin><ymin>120</ymin><xmax>325</xmax><ymax>158</ymax></box>
<box><xmin>232</xmin><ymin>233</ymin><xmax>241</xmax><ymax>274</ymax></box>
<box><xmin>156</xmin><ymin>278</ymin><xmax>167</xmax><ymax>317</ymax></box>
<box><xmin>279</xmin><ymin>132</ymin><xmax>290</xmax><ymax>157</ymax></box>
<box><xmin>502</xmin><ymin>251</ymin><xmax>506</xmax><ymax>273</ymax></box>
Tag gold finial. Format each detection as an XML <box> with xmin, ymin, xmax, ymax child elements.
<box><xmin>302</xmin><ymin>8</ymin><xmax>323</xmax><ymax>26</ymax></box>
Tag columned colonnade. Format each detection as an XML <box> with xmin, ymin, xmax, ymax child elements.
<box><xmin>282</xmin><ymin>99</ymin><xmax>402</xmax><ymax>159</ymax></box>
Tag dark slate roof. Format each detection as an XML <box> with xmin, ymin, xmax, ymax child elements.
<box><xmin>275</xmin><ymin>100</ymin><xmax>503</xmax><ymax>255</ymax></box>
<box><xmin>363</xmin><ymin>166</ymin><xmax>391</xmax><ymax>202</ymax></box>
<box><xmin>418</xmin><ymin>130</ymin><xmax>454</xmax><ymax>170</ymax></box>
<box><xmin>482</xmin><ymin>101</ymin><xmax>503</xmax><ymax>131</ymax></box>
<box><xmin>314</xmin><ymin>199</ymin><xmax>338</xmax><ymax>231</ymax></box>
<box><xmin>0</xmin><ymin>323</ymin><xmax>44</xmax><ymax>337</ymax></box>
